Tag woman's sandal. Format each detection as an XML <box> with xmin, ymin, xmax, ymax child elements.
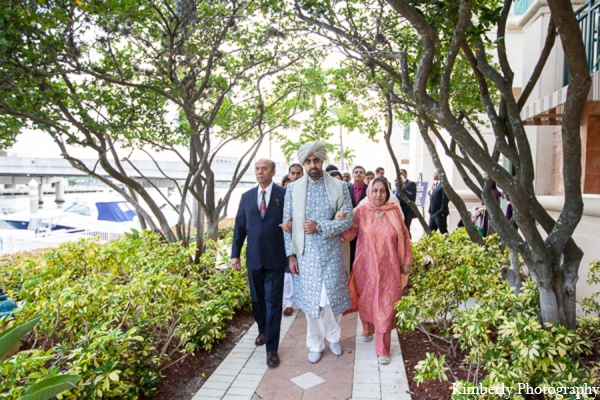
<box><xmin>377</xmin><ymin>356</ymin><xmax>391</xmax><ymax>365</ymax></box>
<box><xmin>362</xmin><ymin>335</ymin><xmax>373</xmax><ymax>342</ymax></box>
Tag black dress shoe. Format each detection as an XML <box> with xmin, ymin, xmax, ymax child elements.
<box><xmin>267</xmin><ymin>351</ymin><xmax>280</xmax><ymax>368</ymax></box>
<box><xmin>255</xmin><ymin>333</ymin><xmax>265</xmax><ymax>346</ymax></box>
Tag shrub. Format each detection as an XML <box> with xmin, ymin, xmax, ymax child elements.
<box><xmin>0</xmin><ymin>230</ymin><xmax>250</xmax><ymax>399</ymax></box>
<box><xmin>397</xmin><ymin>229</ymin><xmax>600</xmax><ymax>398</ymax></box>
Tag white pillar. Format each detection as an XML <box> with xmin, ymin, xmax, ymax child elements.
<box><xmin>28</xmin><ymin>179</ymin><xmax>39</xmax><ymax>214</ymax></box>
<box><xmin>38</xmin><ymin>184</ymin><xmax>44</xmax><ymax>205</ymax></box>
<box><xmin>55</xmin><ymin>178</ymin><xmax>65</xmax><ymax>204</ymax></box>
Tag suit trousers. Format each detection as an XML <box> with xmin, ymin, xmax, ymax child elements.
<box><xmin>248</xmin><ymin>267</ymin><xmax>285</xmax><ymax>352</ymax></box>
<box><xmin>404</xmin><ymin>214</ymin><xmax>414</xmax><ymax>233</ymax></box>
<box><xmin>429</xmin><ymin>214</ymin><xmax>448</xmax><ymax>234</ymax></box>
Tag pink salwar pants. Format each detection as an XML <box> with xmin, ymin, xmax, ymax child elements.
<box><xmin>361</xmin><ymin>320</ymin><xmax>392</xmax><ymax>356</ymax></box>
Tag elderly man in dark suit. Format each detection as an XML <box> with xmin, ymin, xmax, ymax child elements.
<box><xmin>231</xmin><ymin>158</ymin><xmax>287</xmax><ymax>368</ymax></box>
<box><xmin>347</xmin><ymin>165</ymin><xmax>368</xmax><ymax>270</ymax></box>
<box><xmin>428</xmin><ymin>170</ymin><xmax>450</xmax><ymax>234</ymax></box>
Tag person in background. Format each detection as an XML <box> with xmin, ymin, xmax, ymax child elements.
<box><xmin>330</xmin><ymin>170</ymin><xmax>343</xmax><ymax>180</ymax></box>
<box><xmin>428</xmin><ymin>170</ymin><xmax>450</xmax><ymax>234</ymax></box>
<box><xmin>347</xmin><ymin>166</ymin><xmax>367</xmax><ymax>270</ymax></box>
<box><xmin>330</xmin><ymin>168</ymin><xmax>351</xmax><ymax>274</ymax></box>
<box><xmin>342</xmin><ymin>171</ymin><xmax>351</xmax><ymax>183</ymax></box>
<box><xmin>342</xmin><ymin>177</ymin><xmax>413</xmax><ymax>365</ymax></box>
<box><xmin>365</xmin><ymin>171</ymin><xmax>375</xmax><ymax>186</ymax></box>
<box><xmin>399</xmin><ymin>169</ymin><xmax>417</xmax><ymax>231</ymax></box>
<box><xmin>283</xmin><ymin>141</ymin><xmax>353</xmax><ymax>364</ymax></box>
<box><xmin>375</xmin><ymin>167</ymin><xmax>385</xmax><ymax>177</ymax></box>
<box><xmin>325</xmin><ymin>164</ymin><xmax>339</xmax><ymax>174</ymax></box>
<box><xmin>231</xmin><ymin>159</ymin><xmax>287</xmax><ymax>368</ymax></box>
<box><xmin>282</xmin><ymin>163</ymin><xmax>304</xmax><ymax>317</ymax></box>
<box><xmin>281</xmin><ymin>174</ymin><xmax>291</xmax><ymax>187</ymax></box>
<box><xmin>288</xmin><ymin>163</ymin><xmax>303</xmax><ymax>182</ymax></box>
<box><xmin>393</xmin><ymin>178</ymin><xmax>414</xmax><ymax>238</ymax></box>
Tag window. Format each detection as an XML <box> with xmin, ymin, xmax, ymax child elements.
<box><xmin>64</xmin><ymin>203</ymin><xmax>91</xmax><ymax>216</ymax></box>
<box><xmin>402</xmin><ymin>125</ymin><xmax>410</xmax><ymax>141</ymax></box>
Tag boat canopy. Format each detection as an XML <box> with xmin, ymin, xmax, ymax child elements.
<box><xmin>96</xmin><ymin>201</ymin><xmax>136</xmax><ymax>222</ymax></box>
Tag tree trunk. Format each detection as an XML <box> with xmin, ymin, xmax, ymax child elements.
<box><xmin>556</xmin><ymin>243</ymin><xmax>582</xmax><ymax>329</ymax></box>
<box><xmin>128</xmin><ymin>188</ymin><xmax>147</xmax><ymax>230</ymax></box>
<box><xmin>206</xmin><ymin>216</ymin><xmax>219</xmax><ymax>242</ymax></box>
<box><xmin>531</xmin><ymin>258</ymin><xmax>562</xmax><ymax>324</ymax></box>
<box><xmin>194</xmin><ymin>178</ymin><xmax>206</xmax><ymax>263</ymax></box>
<box><xmin>339</xmin><ymin>125</ymin><xmax>345</xmax><ymax>170</ymax></box>
<box><xmin>510</xmin><ymin>248</ymin><xmax>522</xmax><ymax>293</ymax></box>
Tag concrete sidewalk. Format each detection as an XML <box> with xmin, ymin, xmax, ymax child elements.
<box><xmin>192</xmin><ymin>310</ymin><xmax>412</xmax><ymax>400</ymax></box>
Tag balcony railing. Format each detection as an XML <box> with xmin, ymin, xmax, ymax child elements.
<box><xmin>565</xmin><ymin>0</ymin><xmax>600</xmax><ymax>85</ymax></box>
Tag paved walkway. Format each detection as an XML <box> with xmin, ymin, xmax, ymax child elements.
<box><xmin>192</xmin><ymin>310</ymin><xmax>412</xmax><ymax>400</ymax></box>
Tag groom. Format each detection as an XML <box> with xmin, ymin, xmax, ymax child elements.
<box><xmin>283</xmin><ymin>141</ymin><xmax>353</xmax><ymax>363</ymax></box>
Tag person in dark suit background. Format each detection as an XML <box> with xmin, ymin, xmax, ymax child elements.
<box><xmin>428</xmin><ymin>170</ymin><xmax>450</xmax><ymax>234</ymax></box>
<box><xmin>231</xmin><ymin>158</ymin><xmax>287</xmax><ymax>368</ymax></box>
<box><xmin>400</xmin><ymin>169</ymin><xmax>417</xmax><ymax>230</ymax></box>
<box><xmin>347</xmin><ymin>165</ymin><xmax>368</xmax><ymax>269</ymax></box>
<box><xmin>282</xmin><ymin>163</ymin><xmax>304</xmax><ymax>317</ymax></box>
<box><xmin>393</xmin><ymin>177</ymin><xmax>414</xmax><ymax>237</ymax></box>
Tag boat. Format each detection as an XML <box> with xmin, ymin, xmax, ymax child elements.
<box><xmin>0</xmin><ymin>200</ymin><xmax>137</xmax><ymax>232</ymax></box>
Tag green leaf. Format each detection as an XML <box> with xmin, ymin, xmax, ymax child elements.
<box><xmin>0</xmin><ymin>315</ymin><xmax>42</xmax><ymax>359</ymax></box>
<box><xmin>18</xmin><ymin>375</ymin><xmax>79</xmax><ymax>400</ymax></box>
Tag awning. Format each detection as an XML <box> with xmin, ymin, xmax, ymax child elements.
<box><xmin>520</xmin><ymin>70</ymin><xmax>600</xmax><ymax>126</ymax></box>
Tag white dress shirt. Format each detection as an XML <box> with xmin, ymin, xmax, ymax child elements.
<box><xmin>256</xmin><ymin>181</ymin><xmax>274</xmax><ymax>211</ymax></box>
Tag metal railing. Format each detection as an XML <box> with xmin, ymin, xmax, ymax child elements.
<box><xmin>565</xmin><ymin>0</ymin><xmax>600</xmax><ymax>85</ymax></box>
<box><xmin>0</xmin><ymin>229</ymin><xmax>125</xmax><ymax>255</ymax></box>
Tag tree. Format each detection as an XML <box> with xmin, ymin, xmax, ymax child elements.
<box><xmin>0</xmin><ymin>0</ymin><xmax>320</xmax><ymax>255</ymax></box>
<box><xmin>327</xmin><ymin>105</ymin><xmax>351</xmax><ymax>169</ymax></box>
<box><xmin>295</xmin><ymin>0</ymin><xmax>590</xmax><ymax>328</ymax></box>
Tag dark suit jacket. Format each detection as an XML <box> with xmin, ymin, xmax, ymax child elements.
<box><xmin>403</xmin><ymin>179</ymin><xmax>417</xmax><ymax>217</ymax></box>
<box><xmin>232</xmin><ymin>184</ymin><xmax>287</xmax><ymax>271</ymax></box>
<box><xmin>397</xmin><ymin>187</ymin><xmax>414</xmax><ymax>217</ymax></box>
<box><xmin>347</xmin><ymin>183</ymin><xmax>367</xmax><ymax>208</ymax></box>
<box><xmin>428</xmin><ymin>183</ymin><xmax>449</xmax><ymax>218</ymax></box>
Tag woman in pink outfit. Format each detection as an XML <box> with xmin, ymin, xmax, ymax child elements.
<box><xmin>341</xmin><ymin>177</ymin><xmax>413</xmax><ymax>364</ymax></box>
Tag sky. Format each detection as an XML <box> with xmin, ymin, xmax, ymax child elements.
<box><xmin>6</xmin><ymin>121</ymin><xmax>410</xmax><ymax>176</ymax></box>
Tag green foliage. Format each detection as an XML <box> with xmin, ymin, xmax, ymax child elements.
<box><xmin>581</xmin><ymin>261</ymin><xmax>600</xmax><ymax>315</ymax></box>
<box><xmin>0</xmin><ymin>231</ymin><xmax>250</xmax><ymax>399</ymax></box>
<box><xmin>399</xmin><ymin>229</ymin><xmax>600</xmax><ymax>397</ymax></box>
<box><xmin>413</xmin><ymin>352</ymin><xmax>449</xmax><ymax>384</ymax></box>
<box><xmin>0</xmin><ymin>316</ymin><xmax>42</xmax><ymax>360</ymax></box>
<box><xmin>17</xmin><ymin>375</ymin><xmax>80</xmax><ymax>400</ymax></box>
<box><xmin>396</xmin><ymin>229</ymin><xmax>509</xmax><ymax>335</ymax></box>
<box><xmin>0</xmin><ymin>315</ymin><xmax>79</xmax><ymax>400</ymax></box>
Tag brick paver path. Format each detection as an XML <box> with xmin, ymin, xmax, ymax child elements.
<box><xmin>253</xmin><ymin>311</ymin><xmax>357</xmax><ymax>399</ymax></box>
<box><xmin>193</xmin><ymin>309</ymin><xmax>411</xmax><ymax>400</ymax></box>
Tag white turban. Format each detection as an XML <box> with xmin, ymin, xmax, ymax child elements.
<box><xmin>297</xmin><ymin>141</ymin><xmax>327</xmax><ymax>165</ymax></box>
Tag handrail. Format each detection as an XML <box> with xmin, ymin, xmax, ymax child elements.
<box><xmin>565</xmin><ymin>0</ymin><xmax>600</xmax><ymax>85</ymax></box>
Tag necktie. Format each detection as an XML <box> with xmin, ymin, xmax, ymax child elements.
<box><xmin>260</xmin><ymin>190</ymin><xmax>266</xmax><ymax>218</ymax></box>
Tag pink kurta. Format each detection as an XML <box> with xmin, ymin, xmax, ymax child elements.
<box><xmin>342</xmin><ymin>206</ymin><xmax>413</xmax><ymax>333</ymax></box>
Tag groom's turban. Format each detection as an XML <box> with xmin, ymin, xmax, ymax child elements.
<box><xmin>297</xmin><ymin>141</ymin><xmax>327</xmax><ymax>165</ymax></box>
